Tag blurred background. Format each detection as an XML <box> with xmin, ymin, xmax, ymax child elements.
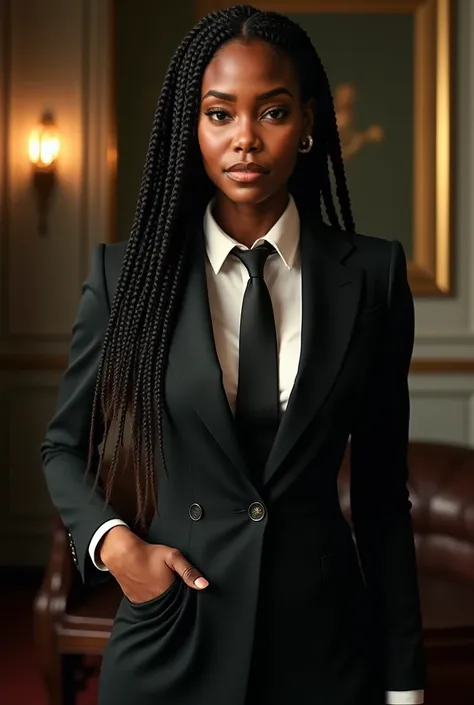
<box><xmin>0</xmin><ymin>1</ymin><xmax>473</xmax><ymax>704</ymax></box>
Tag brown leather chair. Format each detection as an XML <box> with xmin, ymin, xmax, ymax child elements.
<box><xmin>34</xmin><ymin>441</ymin><xmax>474</xmax><ymax>705</ymax></box>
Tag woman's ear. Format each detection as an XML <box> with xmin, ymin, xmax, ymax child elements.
<box><xmin>301</xmin><ymin>97</ymin><xmax>316</xmax><ymax>139</ymax></box>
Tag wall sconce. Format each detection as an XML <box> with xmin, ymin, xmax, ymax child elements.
<box><xmin>28</xmin><ymin>111</ymin><xmax>60</xmax><ymax>236</ymax></box>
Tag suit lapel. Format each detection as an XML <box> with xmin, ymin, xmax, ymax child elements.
<box><xmin>168</xmin><ymin>230</ymin><xmax>251</xmax><ymax>483</ymax></box>
<box><xmin>263</xmin><ymin>219</ymin><xmax>363</xmax><ymax>486</ymax></box>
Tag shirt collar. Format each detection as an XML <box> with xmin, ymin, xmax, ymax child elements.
<box><xmin>203</xmin><ymin>194</ymin><xmax>300</xmax><ymax>275</ymax></box>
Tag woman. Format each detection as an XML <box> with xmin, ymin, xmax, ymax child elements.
<box><xmin>41</xmin><ymin>5</ymin><xmax>426</xmax><ymax>705</ymax></box>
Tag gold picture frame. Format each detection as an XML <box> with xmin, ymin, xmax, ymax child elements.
<box><xmin>196</xmin><ymin>0</ymin><xmax>454</xmax><ymax>297</ymax></box>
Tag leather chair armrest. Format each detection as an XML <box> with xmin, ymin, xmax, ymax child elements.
<box><xmin>33</xmin><ymin>513</ymin><xmax>75</xmax><ymax>665</ymax></box>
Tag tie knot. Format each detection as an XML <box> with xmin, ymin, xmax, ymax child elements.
<box><xmin>232</xmin><ymin>243</ymin><xmax>274</xmax><ymax>279</ymax></box>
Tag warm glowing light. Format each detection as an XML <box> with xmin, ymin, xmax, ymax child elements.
<box><xmin>28</xmin><ymin>114</ymin><xmax>60</xmax><ymax>167</ymax></box>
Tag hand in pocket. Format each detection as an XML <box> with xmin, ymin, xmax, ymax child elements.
<box><xmin>98</xmin><ymin>525</ymin><xmax>209</xmax><ymax>604</ymax></box>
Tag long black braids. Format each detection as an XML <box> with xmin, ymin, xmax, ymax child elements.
<box><xmin>86</xmin><ymin>4</ymin><xmax>355</xmax><ymax>527</ymax></box>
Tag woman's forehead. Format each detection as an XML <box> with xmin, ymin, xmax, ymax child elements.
<box><xmin>201</xmin><ymin>40</ymin><xmax>297</xmax><ymax>95</ymax></box>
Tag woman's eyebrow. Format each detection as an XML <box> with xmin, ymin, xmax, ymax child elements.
<box><xmin>201</xmin><ymin>87</ymin><xmax>293</xmax><ymax>102</ymax></box>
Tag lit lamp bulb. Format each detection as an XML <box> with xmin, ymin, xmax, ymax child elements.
<box><xmin>29</xmin><ymin>111</ymin><xmax>60</xmax><ymax>236</ymax></box>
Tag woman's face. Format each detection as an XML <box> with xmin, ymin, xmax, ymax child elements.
<box><xmin>198</xmin><ymin>39</ymin><xmax>314</xmax><ymax>207</ymax></box>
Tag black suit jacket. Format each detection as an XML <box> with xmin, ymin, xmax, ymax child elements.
<box><xmin>41</xmin><ymin>217</ymin><xmax>426</xmax><ymax>705</ymax></box>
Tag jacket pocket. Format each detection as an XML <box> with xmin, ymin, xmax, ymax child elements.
<box><xmin>123</xmin><ymin>576</ymin><xmax>182</xmax><ymax>614</ymax></box>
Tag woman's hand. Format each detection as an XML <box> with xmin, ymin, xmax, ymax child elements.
<box><xmin>98</xmin><ymin>525</ymin><xmax>209</xmax><ymax>604</ymax></box>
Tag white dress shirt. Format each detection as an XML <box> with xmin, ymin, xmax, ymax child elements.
<box><xmin>87</xmin><ymin>195</ymin><xmax>423</xmax><ymax>705</ymax></box>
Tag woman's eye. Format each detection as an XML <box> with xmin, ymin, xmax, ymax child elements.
<box><xmin>264</xmin><ymin>108</ymin><xmax>289</xmax><ymax>121</ymax></box>
<box><xmin>205</xmin><ymin>109</ymin><xmax>230</xmax><ymax>122</ymax></box>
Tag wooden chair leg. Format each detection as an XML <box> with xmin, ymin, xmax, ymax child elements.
<box><xmin>33</xmin><ymin>517</ymin><xmax>75</xmax><ymax>705</ymax></box>
<box><xmin>62</xmin><ymin>654</ymin><xmax>80</xmax><ymax>705</ymax></box>
<box><xmin>38</xmin><ymin>653</ymin><xmax>80</xmax><ymax>705</ymax></box>
<box><xmin>38</xmin><ymin>648</ymin><xmax>63</xmax><ymax>705</ymax></box>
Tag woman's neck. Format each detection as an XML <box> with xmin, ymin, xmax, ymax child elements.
<box><xmin>212</xmin><ymin>191</ymin><xmax>289</xmax><ymax>248</ymax></box>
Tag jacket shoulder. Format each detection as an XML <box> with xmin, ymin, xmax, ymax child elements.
<box><xmin>320</xmin><ymin>224</ymin><xmax>405</xmax><ymax>306</ymax></box>
<box><xmin>318</xmin><ymin>221</ymin><xmax>399</xmax><ymax>265</ymax></box>
<box><xmin>345</xmin><ymin>229</ymin><xmax>396</xmax><ymax>267</ymax></box>
<box><xmin>102</xmin><ymin>239</ymin><xmax>128</xmax><ymax>307</ymax></box>
<box><xmin>103</xmin><ymin>239</ymin><xmax>128</xmax><ymax>270</ymax></box>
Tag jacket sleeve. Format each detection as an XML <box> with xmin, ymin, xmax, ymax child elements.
<box><xmin>350</xmin><ymin>240</ymin><xmax>427</xmax><ymax>691</ymax></box>
<box><xmin>41</xmin><ymin>244</ymin><xmax>122</xmax><ymax>585</ymax></box>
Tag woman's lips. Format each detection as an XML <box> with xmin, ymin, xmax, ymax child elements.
<box><xmin>225</xmin><ymin>171</ymin><xmax>267</xmax><ymax>183</ymax></box>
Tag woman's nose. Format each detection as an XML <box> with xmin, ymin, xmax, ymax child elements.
<box><xmin>231</xmin><ymin>119</ymin><xmax>262</xmax><ymax>153</ymax></box>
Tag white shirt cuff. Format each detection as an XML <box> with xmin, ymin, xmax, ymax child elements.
<box><xmin>386</xmin><ymin>690</ymin><xmax>424</xmax><ymax>704</ymax></box>
<box><xmin>88</xmin><ymin>519</ymin><xmax>129</xmax><ymax>570</ymax></box>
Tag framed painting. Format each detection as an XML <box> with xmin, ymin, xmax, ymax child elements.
<box><xmin>195</xmin><ymin>0</ymin><xmax>454</xmax><ymax>296</ymax></box>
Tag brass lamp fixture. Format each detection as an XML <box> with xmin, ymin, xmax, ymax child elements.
<box><xmin>28</xmin><ymin>111</ymin><xmax>60</xmax><ymax>236</ymax></box>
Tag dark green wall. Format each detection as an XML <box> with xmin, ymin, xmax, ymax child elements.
<box><xmin>289</xmin><ymin>13</ymin><xmax>414</xmax><ymax>253</ymax></box>
<box><xmin>115</xmin><ymin>0</ymin><xmax>195</xmax><ymax>241</ymax></box>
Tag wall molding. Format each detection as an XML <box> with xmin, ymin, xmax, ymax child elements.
<box><xmin>197</xmin><ymin>1</ymin><xmax>424</xmax><ymax>16</ymax></box>
<box><xmin>0</xmin><ymin>354</ymin><xmax>473</xmax><ymax>374</ymax></box>
<box><xmin>410</xmin><ymin>359</ymin><xmax>474</xmax><ymax>373</ymax></box>
<box><xmin>0</xmin><ymin>354</ymin><xmax>67</xmax><ymax>370</ymax></box>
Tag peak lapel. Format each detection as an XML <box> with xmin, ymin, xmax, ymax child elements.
<box><xmin>263</xmin><ymin>219</ymin><xmax>363</xmax><ymax>486</ymax></box>
<box><xmin>168</xmin><ymin>231</ymin><xmax>250</xmax><ymax>484</ymax></box>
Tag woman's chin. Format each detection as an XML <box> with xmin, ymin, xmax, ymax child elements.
<box><xmin>219</xmin><ymin>184</ymin><xmax>276</xmax><ymax>206</ymax></box>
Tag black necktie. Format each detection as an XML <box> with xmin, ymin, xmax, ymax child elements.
<box><xmin>232</xmin><ymin>244</ymin><xmax>279</xmax><ymax>480</ymax></box>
